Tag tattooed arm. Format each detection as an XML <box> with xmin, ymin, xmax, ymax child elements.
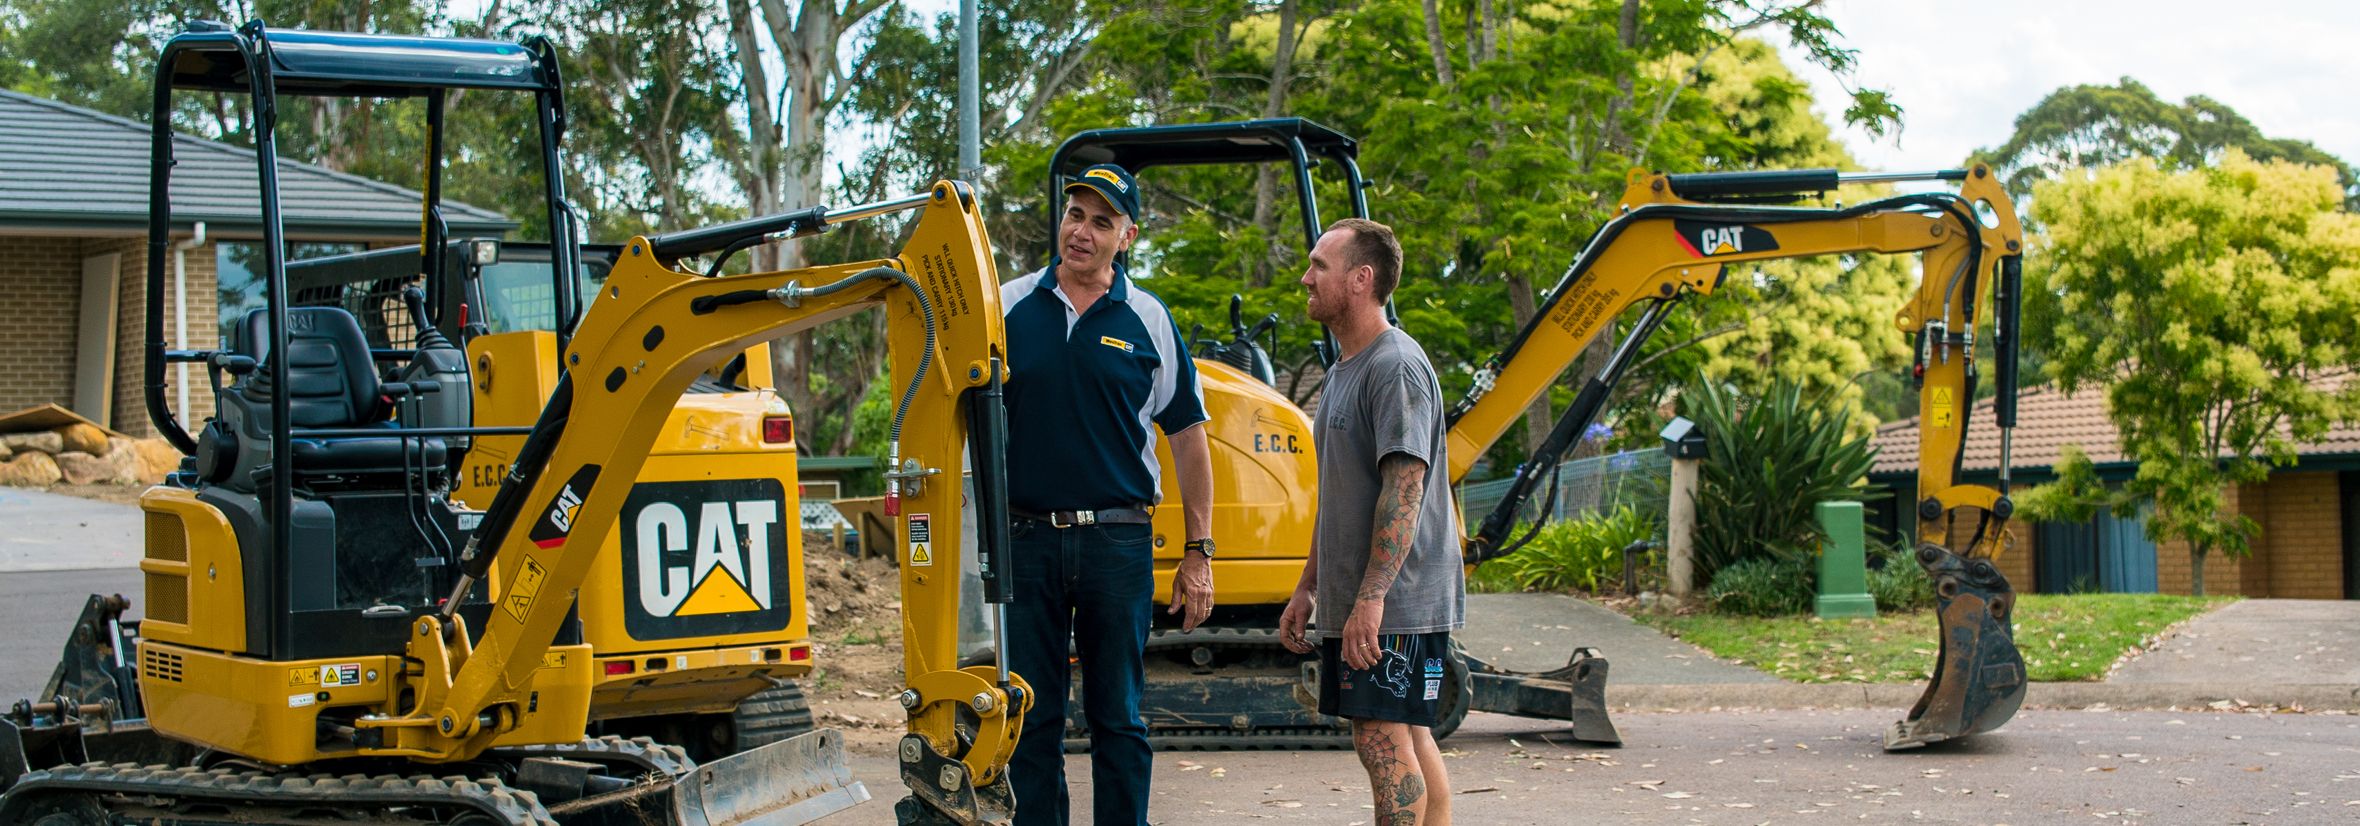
<box><xmin>1341</xmin><ymin>452</ymin><xmax>1427</xmax><ymax>669</ymax></box>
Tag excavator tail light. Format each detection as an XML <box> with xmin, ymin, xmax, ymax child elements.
<box><xmin>604</xmin><ymin>661</ymin><xmax>634</xmax><ymax>676</ymax></box>
<box><xmin>763</xmin><ymin>415</ymin><xmax>794</xmax><ymax>444</ymax></box>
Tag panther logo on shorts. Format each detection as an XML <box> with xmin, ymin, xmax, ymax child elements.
<box><xmin>1372</xmin><ymin>648</ymin><xmax>1412</xmax><ymax>699</ymax></box>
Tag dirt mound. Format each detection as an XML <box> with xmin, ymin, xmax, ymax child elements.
<box><xmin>798</xmin><ymin>536</ymin><xmax>913</xmax><ymax>753</ymax></box>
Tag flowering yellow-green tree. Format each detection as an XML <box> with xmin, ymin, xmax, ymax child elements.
<box><xmin>2029</xmin><ymin>152</ymin><xmax>2360</xmax><ymax>594</ymax></box>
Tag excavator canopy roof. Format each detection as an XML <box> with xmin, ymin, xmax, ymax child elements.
<box><xmin>1050</xmin><ymin>117</ymin><xmax>1358</xmax><ymax>176</ymax></box>
<box><xmin>162</xmin><ymin>23</ymin><xmax>558</xmax><ymax>97</ymax></box>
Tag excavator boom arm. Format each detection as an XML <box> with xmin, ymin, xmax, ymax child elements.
<box><xmin>369</xmin><ymin>181</ymin><xmax>1030</xmax><ymax>821</ymax></box>
<box><xmin>1448</xmin><ymin>167</ymin><xmax>2024</xmax><ymax>562</ymax></box>
<box><xmin>1443</xmin><ymin>166</ymin><xmax>2029</xmax><ymax>751</ymax></box>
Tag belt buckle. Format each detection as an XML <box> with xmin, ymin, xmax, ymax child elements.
<box><xmin>1051</xmin><ymin>510</ymin><xmax>1095</xmax><ymax>529</ymax></box>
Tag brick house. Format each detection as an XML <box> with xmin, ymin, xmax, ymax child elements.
<box><xmin>1867</xmin><ymin>383</ymin><xmax>2360</xmax><ymax>599</ymax></box>
<box><xmin>0</xmin><ymin>89</ymin><xmax>512</xmax><ymax>437</ymax></box>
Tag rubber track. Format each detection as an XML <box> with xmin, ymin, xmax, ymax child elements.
<box><xmin>731</xmin><ymin>681</ymin><xmax>816</xmax><ymax>751</ymax></box>
<box><xmin>5</xmin><ymin>735</ymin><xmax>698</xmax><ymax>826</ymax></box>
<box><xmin>6</xmin><ymin>762</ymin><xmax>554</xmax><ymax>825</ymax></box>
<box><xmin>1131</xmin><ymin>627</ymin><xmax>1352</xmax><ymax>751</ymax></box>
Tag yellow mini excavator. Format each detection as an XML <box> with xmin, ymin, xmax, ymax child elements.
<box><xmin>0</xmin><ymin>21</ymin><xmax>1027</xmax><ymax>825</ymax></box>
<box><xmin>282</xmin><ymin>237</ymin><xmax>819</xmax><ymax>760</ymax></box>
<box><xmin>1051</xmin><ymin>121</ymin><xmax>2028</xmax><ymax>752</ymax></box>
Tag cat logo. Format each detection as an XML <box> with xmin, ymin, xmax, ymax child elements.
<box><xmin>527</xmin><ymin>465</ymin><xmax>603</xmax><ymax>549</ymax></box>
<box><xmin>1672</xmin><ymin>220</ymin><xmax>1781</xmax><ymax>258</ymax></box>
<box><xmin>549</xmin><ymin>485</ymin><xmax>583</xmax><ymax>532</ymax></box>
<box><xmin>619</xmin><ymin>479</ymin><xmax>793</xmax><ymax>639</ymax></box>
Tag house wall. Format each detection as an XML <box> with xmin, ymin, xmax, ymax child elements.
<box><xmin>0</xmin><ymin>234</ymin><xmax>221</xmax><ymax>438</ymax></box>
<box><xmin>2244</xmin><ymin>472</ymin><xmax>2344</xmax><ymax>599</ymax></box>
<box><xmin>0</xmin><ymin>237</ymin><xmax>82</xmax><ymax>414</ymax></box>
<box><xmin>96</xmin><ymin>236</ymin><xmax>224</xmax><ymax>438</ymax></box>
<box><xmin>1937</xmin><ymin>514</ymin><xmax>2037</xmax><ymax>591</ymax></box>
<box><xmin>2144</xmin><ymin>474</ymin><xmax>2346</xmax><ymax>598</ymax></box>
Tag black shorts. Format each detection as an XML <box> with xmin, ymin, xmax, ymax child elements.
<box><xmin>1317</xmin><ymin>631</ymin><xmax>1452</xmax><ymax>727</ymax></box>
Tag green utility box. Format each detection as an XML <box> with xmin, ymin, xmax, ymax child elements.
<box><xmin>1815</xmin><ymin>500</ymin><xmax>1876</xmax><ymax>619</ymax></box>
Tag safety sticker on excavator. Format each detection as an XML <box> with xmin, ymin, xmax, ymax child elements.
<box><xmin>505</xmin><ymin>556</ymin><xmax>549</xmax><ymax>622</ymax></box>
<box><xmin>906</xmin><ymin>512</ymin><xmax>934</xmax><ymax>564</ymax></box>
<box><xmin>1931</xmin><ymin>387</ymin><xmax>1956</xmax><ymax>427</ymax></box>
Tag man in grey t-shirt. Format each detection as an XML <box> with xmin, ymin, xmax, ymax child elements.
<box><xmin>1279</xmin><ymin>218</ymin><xmax>1462</xmax><ymax>825</ymax></box>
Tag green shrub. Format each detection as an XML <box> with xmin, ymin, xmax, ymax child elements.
<box><xmin>1866</xmin><ymin>544</ymin><xmax>1934</xmax><ymax>612</ymax></box>
<box><xmin>1706</xmin><ymin>556</ymin><xmax>1815</xmax><ymax>616</ymax></box>
<box><xmin>1480</xmin><ymin>504</ymin><xmax>1659</xmax><ymax>593</ymax></box>
<box><xmin>1685</xmin><ymin>379</ymin><xmax>1878</xmax><ymax>585</ymax></box>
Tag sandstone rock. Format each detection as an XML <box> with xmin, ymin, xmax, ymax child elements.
<box><xmin>0</xmin><ymin>452</ymin><xmax>62</xmax><ymax>486</ymax></box>
<box><xmin>133</xmin><ymin>438</ymin><xmax>183</xmax><ymax>482</ymax></box>
<box><xmin>0</xmin><ymin>431</ymin><xmax>63</xmax><ymax>455</ymax></box>
<box><xmin>103</xmin><ymin>441</ymin><xmax>147</xmax><ymax>485</ymax></box>
<box><xmin>55</xmin><ymin>423</ymin><xmax>108</xmax><ymax>456</ymax></box>
<box><xmin>54</xmin><ymin>451</ymin><xmax>113</xmax><ymax>485</ymax></box>
<box><xmin>0</xmin><ymin>439</ymin><xmax>10</xmax><ymax>460</ymax></box>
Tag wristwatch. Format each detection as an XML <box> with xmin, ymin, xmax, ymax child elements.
<box><xmin>1183</xmin><ymin>538</ymin><xmax>1216</xmax><ymax>558</ymax></box>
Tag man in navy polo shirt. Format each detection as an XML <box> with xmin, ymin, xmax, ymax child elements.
<box><xmin>999</xmin><ymin>163</ymin><xmax>1216</xmax><ymax>825</ymax></box>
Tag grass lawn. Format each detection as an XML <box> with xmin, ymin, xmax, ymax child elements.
<box><xmin>1633</xmin><ymin>593</ymin><xmax>2235</xmax><ymax>683</ymax></box>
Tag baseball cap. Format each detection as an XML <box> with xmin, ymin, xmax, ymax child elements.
<box><xmin>1063</xmin><ymin>163</ymin><xmax>1141</xmax><ymax>223</ymax></box>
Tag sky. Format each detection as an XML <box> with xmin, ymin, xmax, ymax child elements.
<box><xmin>1771</xmin><ymin>0</ymin><xmax>2360</xmax><ymax>174</ymax></box>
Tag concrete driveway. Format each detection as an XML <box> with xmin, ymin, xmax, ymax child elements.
<box><xmin>0</xmin><ymin>487</ymin><xmax>143</xmax><ymax>702</ymax></box>
<box><xmin>2109</xmin><ymin>598</ymin><xmax>2360</xmax><ymax>686</ymax></box>
<box><xmin>0</xmin><ymin>487</ymin><xmax>142</xmax><ymax>571</ymax></box>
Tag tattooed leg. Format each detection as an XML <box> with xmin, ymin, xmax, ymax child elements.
<box><xmin>1353</xmin><ymin>718</ymin><xmax>1428</xmax><ymax>825</ymax></box>
<box><xmin>1410</xmin><ymin>724</ymin><xmax>1452</xmax><ymax>825</ymax></box>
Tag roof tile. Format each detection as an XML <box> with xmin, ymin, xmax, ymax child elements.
<box><xmin>0</xmin><ymin>88</ymin><xmax>511</xmax><ymax>233</ymax></box>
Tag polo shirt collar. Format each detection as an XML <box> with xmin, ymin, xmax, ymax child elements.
<box><xmin>1040</xmin><ymin>257</ymin><xmax>1131</xmax><ymax>304</ymax></box>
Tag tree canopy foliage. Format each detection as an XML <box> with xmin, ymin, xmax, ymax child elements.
<box><xmin>2026</xmin><ymin>152</ymin><xmax>2360</xmax><ymax>594</ymax></box>
<box><xmin>1974</xmin><ymin>77</ymin><xmax>2357</xmax><ymax>209</ymax></box>
<box><xmin>52</xmin><ymin>0</ymin><xmax>2352</xmax><ymax>490</ymax></box>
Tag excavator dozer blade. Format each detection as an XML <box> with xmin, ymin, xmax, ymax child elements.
<box><xmin>1885</xmin><ymin>543</ymin><xmax>2026</xmax><ymax>750</ymax></box>
<box><xmin>672</xmin><ymin>728</ymin><xmax>869</xmax><ymax>825</ymax></box>
<box><xmin>1463</xmin><ymin>647</ymin><xmax>1622</xmax><ymax>746</ymax></box>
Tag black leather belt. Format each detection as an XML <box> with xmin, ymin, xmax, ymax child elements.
<box><xmin>1012</xmin><ymin>507</ymin><xmax>1154</xmax><ymax>528</ymax></box>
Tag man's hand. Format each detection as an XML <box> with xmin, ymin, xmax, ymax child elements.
<box><xmin>1168</xmin><ymin>551</ymin><xmax>1215</xmax><ymax>631</ymax></box>
<box><xmin>1278</xmin><ymin>589</ymin><xmax>1314</xmax><ymax>654</ymax></box>
<box><xmin>1340</xmin><ymin>598</ymin><xmax>1385</xmax><ymax>670</ymax></box>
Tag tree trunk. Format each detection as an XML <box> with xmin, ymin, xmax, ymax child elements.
<box><xmin>1420</xmin><ymin>0</ymin><xmax>1455</xmax><ymax>88</ymax></box>
<box><xmin>2189</xmin><ymin>540</ymin><xmax>2209</xmax><ymax>597</ymax></box>
<box><xmin>1247</xmin><ymin>0</ymin><xmax>1303</xmax><ymax>287</ymax></box>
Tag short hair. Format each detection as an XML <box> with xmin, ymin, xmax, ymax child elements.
<box><xmin>1328</xmin><ymin>218</ymin><xmax>1403</xmax><ymax>302</ymax></box>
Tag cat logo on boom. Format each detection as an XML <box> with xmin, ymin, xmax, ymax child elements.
<box><xmin>618</xmin><ymin>478</ymin><xmax>794</xmax><ymax>639</ymax></box>
<box><xmin>1672</xmin><ymin>219</ymin><xmax>1780</xmax><ymax>258</ymax></box>
<box><xmin>527</xmin><ymin>465</ymin><xmax>603</xmax><ymax>549</ymax></box>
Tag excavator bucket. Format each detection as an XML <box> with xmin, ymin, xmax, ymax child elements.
<box><xmin>1885</xmin><ymin>543</ymin><xmax>2026</xmax><ymax>750</ymax></box>
<box><xmin>669</xmin><ymin>729</ymin><xmax>869</xmax><ymax>825</ymax></box>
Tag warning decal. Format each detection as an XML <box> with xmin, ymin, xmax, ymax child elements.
<box><xmin>319</xmin><ymin>663</ymin><xmax>361</xmax><ymax>687</ymax></box>
<box><xmin>505</xmin><ymin>555</ymin><xmax>549</xmax><ymax>622</ymax></box>
<box><xmin>909</xmin><ymin>514</ymin><xmax>933</xmax><ymax>567</ymax></box>
<box><xmin>1930</xmin><ymin>387</ymin><xmax>1956</xmax><ymax>428</ymax></box>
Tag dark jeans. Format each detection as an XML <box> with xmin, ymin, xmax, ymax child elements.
<box><xmin>1004</xmin><ymin>517</ymin><xmax>1154</xmax><ymax>826</ymax></box>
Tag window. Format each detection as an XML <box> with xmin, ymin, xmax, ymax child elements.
<box><xmin>215</xmin><ymin>241</ymin><xmax>365</xmax><ymax>349</ymax></box>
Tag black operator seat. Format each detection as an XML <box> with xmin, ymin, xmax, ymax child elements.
<box><xmin>237</xmin><ymin>306</ymin><xmax>448</xmax><ymax>480</ymax></box>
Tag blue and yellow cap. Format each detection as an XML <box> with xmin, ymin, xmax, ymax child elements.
<box><xmin>1064</xmin><ymin>163</ymin><xmax>1140</xmax><ymax>223</ymax></box>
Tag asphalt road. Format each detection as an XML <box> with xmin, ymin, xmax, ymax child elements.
<box><xmin>817</xmin><ymin>708</ymin><xmax>2360</xmax><ymax>825</ymax></box>
<box><xmin>0</xmin><ymin>566</ymin><xmax>141</xmax><ymax>703</ymax></box>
